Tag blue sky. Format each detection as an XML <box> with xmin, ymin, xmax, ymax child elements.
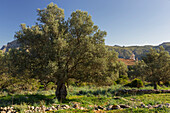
<box><xmin>0</xmin><ymin>0</ymin><xmax>170</xmax><ymax>47</ymax></box>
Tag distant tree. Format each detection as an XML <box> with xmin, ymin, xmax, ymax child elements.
<box><xmin>128</xmin><ymin>60</ymin><xmax>146</xmax><ymax>80</ymax></box>
<box><xmin>0</xmin><ymin>50</ymin><xmax>8</xmax><ymax>78</ymax></box>
<box><xmin>0</xmin><ymin>50</ymin><xmax>4</xmax><ymax>75</ymax></box>
<box><xmin>116</xmin><ymin>61</ymin><xmax>128</xmax><ymax>77</ymax></box>
<box><xmin>133</xmin><ymin>47</ymin><xmax>170</xmax><ymax>89</ymax></box>
<box><xmin>14</xmin><ymin>3</ymin><xmax>119</xmax><ymax>101</ymax></box>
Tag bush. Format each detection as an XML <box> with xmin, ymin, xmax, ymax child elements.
<box><xmin>116</xmin><ymin>78</ymin><xmax>128</xmax><ymax>85</ymax></box>
<box><xmin>124</xmin><ymin>78</ymin><xmax>143</xmax><ymax>88</ymax></box>
<box><xmin>116</xmin><ymin>75</ymin><xmax>129</xmax><ymax>85</ymax></box>
<box><xmin>45</xmin><ymin>82</ymin><xmax>57</xmax><ymax>90</ymax></box>
<box><xmin>0</xmin><ymin>74</ymin><xmax>40</xmax><ymax>93</ymax></box>
<box><xmin>6</xmin><ymin>78</ymin><xmax>40</xmax><ymax>93</ymax></box>
<box><xmin>164</xmin><ymin>81</ymin><xmax>170</xmax><ymax>87</ymax></box>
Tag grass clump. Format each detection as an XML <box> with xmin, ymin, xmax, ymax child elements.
<box><xmin>125</xmin><ymin>78</ymin><xmax>143</xmax><ymax>88</ymax></box>
<box><xmin>0</xmin><ymin>85</ymin><xmax>169</xmax><ymax>112</ymax></box>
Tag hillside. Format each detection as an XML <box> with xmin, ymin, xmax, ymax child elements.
<box><xmin>0</xmin><ymin>40</ymin><xmax>20</xmax><ymax>53</ymax></box>
<box><xmin>107</xmin><ymin>42</ymin><xmax>170</xmax><ymax>60</ymax></box>
<box><xmin>1</xmin><ymin>40</ymin><xmax>170</xmax><ymax>60</ymax></box>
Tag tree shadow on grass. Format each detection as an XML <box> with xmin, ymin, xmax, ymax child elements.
<box><xmin>0</xmin><ymin>94</ymin><xmax>56</xmax><ymax>107</ymax></box>
<box><xmin>77</xmin><ymin>89</ymin><xmax>115</xmax><ymax>96</ymax></box>
<box><xmin>76</xmin><ymin>88</ymin><xmax>160</xmax><ymax>98</ymax></box>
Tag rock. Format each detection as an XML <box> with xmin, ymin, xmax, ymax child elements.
<box><xmin>130</xmin><ymin>98</ymin><xmax>135</xmax><ymax>101</ymax></box>
<box><xmin>27</xmin><ymin>106</ymin><xmax>31</xmax><ymax>110</ymax></box>
<box><xmin>119</xmin><ymin>104</ymin><xmax>131</xmax><ymax>108</ymax></box>
<box><xmin>0</xmin><ymin>107</ymin><xmax>3</xmax><ymax>111</ymax></box>
<box><xmin>94</xmin><ymin>107</ymin><xmax>99</xmax><ymax>110</ymax></box>
<box><xmin>112</xmin><ymin>105</ymin><xmax>121</xmax><ymax>109</ymax></box>
<box><xmin>73</xmin><ymin>104</ymin><xmax>79</xmax><ymax>109</ymax></box>
<box><xmin>56</xmin><ymin>105</ymin><xmax>61</xmax><ymax>110</ymax></box>
<box><xmin>1</xmin><ymin>111</ymin><xmax>6</xmax><ymax>113</ymax></box>
<box><xmin>7</xmin><ymin>106</ymin><xmax>10</xmax><ymax>110</ymax></box>
<box><xmin>103</xmin><ymin>107</ymin><xmax>107</xmax><ymax>110</ymax></box>
<box><xmin>153</xmin><ymin>105</ymin><xmax>159</xmax><ymax>108</ymax></box>
<box><xmin>107</xmin><ymin>105</ymin><xmax>113</xmax><ymax>110</ymax></box>
<box><xmin>153</xmin><ymin>104</ymin><xmax>164</xmax><ymax>108</ymax></box>
<box><xmin>31</xmin><ymin>106</ymin><xmax>34</xmax><ymax>110</ymax></box>
<box><xmin>133</xmin><ymin>106</ymin><xmax>137</xmax><ymax>109</ymax></box>
<box><xmin>51</xmin><ymin>106</ymin><xmax>57</xmax><ymax>110</ymax></box>
<box><xmin>34</xmin><ymin>107</ymin><xmax>38</xmax><ymax>112</ymax></box>
<box><xmin>141</xmin><ymin>103</ymin><xmax>147</xmax><ymax>108</ymax></box>
<box><xmin>80</xmin><ymin>107</ymin><xmax>85</xmax><ymax>110</ymax></box>
<box><xmin>88</xmin><ymin>105</ymin><xmax>93</xmax><ymax>108</ymax></box>
<box><xmin>41</xmin><ymin>105</ymin><xmax>46</xmax><ymax>111</ymax></box>
<box><xmin>147</xmin><ymin>104</ymin><xmax>153</xmax><ymax>109</ymax></box>
<box><xmin>113</xmin><ymin>97</ymin><xmax>121</xmax><ymax>99</ymax></box>
<box><xmin>24</xmin><ymin>110</ymin><xmax>32</xmax><ymax>113</ymax></box>
<box><xmin>7</xmin><ymin>111</ymin><xmax>11</xmax><ymax>113</ymax></box>
<box><xmin>165</xmin><ymin>103</ymin><xmax>170</xmax><ymax>108</ymax></box>
<box><xmin>98</xmin><ymin>106</ymin><xmax>104</xmax><ymax>110</ymax></box>
<box><xmin>61</xmin><ymin>105</ymin><xmax>70</xmax><ymax>109</ymax></box>
<box><xmin>45</xmin><ymin>107</ymin><xmax>53</xmax><ymax>111</ymax></box>
<box><xmin>3</xmin><ymin>107</ymin><xmax>7</xmax><ymax>111</ymax></box>
<box><xmin>42</xmin><ymin>107</ymin><xmax>46</xmax><ymax>112</ymax></box>
<box><xmin>157</xmin><ymin>104</ymin><xmax>163</xmax><ymax>108</ymax></box>
<box><xmin>165</xmin><ymin>103</ymin><xmax>170</xmax><ymax>106</ymax></box>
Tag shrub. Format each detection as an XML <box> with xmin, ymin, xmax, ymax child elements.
<box><xmin>164</xmin><ymin>81</ymin><xmax>170</xmax><ymax>87</ymax></box>
<box><xmin>116</xmin><ymin>78</ymin><xmax>128</xmax><ymax>85</ymax></box>
<box><xmin>124</xmin><ymin>78</ymin><xmax>143</xmax><ymax>88</ymax></box>
<box><xmin>45</xmin><ymin>82</ymin><xmax>57</xmax><ymax>90</ymax></box>
<box><xmin>116</xmin><ymin>75</ymin><xmax>129</xmax><ymax>85</ymax></box>
<box><xmin>6</xmin><ymin>78</ymin><xmax>40</xmax><ymax>93</ymax></box>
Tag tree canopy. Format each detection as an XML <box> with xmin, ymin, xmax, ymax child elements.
<box><xmin>13</xmin><ymin>3</ymin><xmax>120</xmax><ymax>101</ymax></box>
<box><xmin>132</xmin><ymin>47</ymin><xmax>170</xmax><ymax>89</ymax></box>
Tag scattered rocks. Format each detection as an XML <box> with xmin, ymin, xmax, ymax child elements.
<box><xmin>45</xmin><ymin>107</ymin><xmax>53</xmax><ymax>111</ymax></box>
<box><xmin>0</xmin><ymin>106</ymin><xmax>17</xmax><ymax>113</ymax></box>
<box><xmin>157</xmin><ymin>104</ymin><xmax>163</xmax><ymax>108</ymax></box>
<box><xmin>97</xmin><ymin>105</ymin><xmax>104</xmax><ymax>110</ymax></box>
<box><xmin>119</xmin><ymin>104</ymin><xmax>132</xmax><ymax>108</ymax></box>
<box><xmin>141</xmin><ymin>103</ymin><xmax>147</xmax><ymax>108</ymax></box>
<box><xmin>1</xmin><ymin>103</ymin><xmax>169</xmax><ymax>112</ymax></box>
<box><xmin>61</xmin><ymin>104</ymin><xmax>70</xmax><ymax>109</ymax></box>
<box><xmin>56</xmin><ymin>105</ymin><xmax>61</xmax><ymax>110</ymax></box>
<box><xmin>113</xmin><ymin>97</ymin><xmax>121</xmax><ymax>99</ymax></box>
<box><xmin>133</xmin><ymin>106</ymin><xmax>138</xmax><ymax>109</ymax></box>
<box><xmin>147</xmin><ymin>104</ymin><xmax>153</xmax><ymax>109</ymax></box>
<box><xmin>73</xmin><ymin>103</ymin><xmax>79</xmax><ymax>109</ymax></box>
<box><xmin>165</xmin><ymin>103</ymin><xmax>170</xmax><ymax>108</ymax></box>
<box><xmin>130</xmin><ymin>98</ymin><xmax>135</xmax><ymax>101</ymax></box>
<box><xmin>111</xmin><ymin>105</ymin><xmax>121</xmax><ymax>109</ymax></box>
<box><xmin>107</xmin><ymin>105</ymin><xmax>113</xmax><ymax>110</ymax></box>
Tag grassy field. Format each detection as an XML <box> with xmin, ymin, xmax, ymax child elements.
<box><xmin>0</xmin><ymin>85</ymin><xmax>170</xmax><ymax>112</ymax></box>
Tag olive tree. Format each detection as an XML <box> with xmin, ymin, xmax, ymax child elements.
<box><xmin>133</xmin><ymin>47</ymin><xmax>170</xmax><ymax>89</ymax></box>
<box><xmin>14</xmin><ymin>3</ymin><xmax>119</xmax><ymax>101</ymax></box>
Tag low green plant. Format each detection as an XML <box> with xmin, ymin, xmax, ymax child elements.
<box><xmin>164</xmin><ymin>81</ymin><xmax>170</xmax><ymax>87</ymax></box>
<box><xmin>45</xmin><ymin>82</ymin><xmax>57</xmax><ymax>90</ymax></box>
<box><xmin>124</xmin><ymin>78</ymin><xmax>143</xmax><ymax>88</ymax></box>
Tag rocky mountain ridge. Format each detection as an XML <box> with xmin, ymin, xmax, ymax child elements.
<box><xmin>107</xmin><ymin>42</ymin><xmax>170</xmax><ymax>59</ymax></box>
<box><xmin>0</xmin><ymin>40</ymin><xmax>20</xmax><ymax>53</ymax></box>
<box><xmin>1</xmin><ymin>40</ymin><xmax>170</xmax><ymax>59</ymax></box>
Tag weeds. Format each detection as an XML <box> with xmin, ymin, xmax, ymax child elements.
<box><xmin>0</xmin><ymin>85</ymin><xmax>169</xmax><ymax>112</ymax></box>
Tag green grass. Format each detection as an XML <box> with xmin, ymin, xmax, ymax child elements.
<box><xmin>0</xmin><ymin>85</ymin><xmax>169</xmax><ymax>112</ymax></box>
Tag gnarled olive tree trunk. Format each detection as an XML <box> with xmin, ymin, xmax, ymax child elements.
<box><xmin>55</xmin><ymin>81</ymin><xmax>67</xmax><ymax>102</ymax></box>
<box><xmin>154</xmin><ymin>82</ymin><xmax>157</xmax><ymax>90</ymax></box>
